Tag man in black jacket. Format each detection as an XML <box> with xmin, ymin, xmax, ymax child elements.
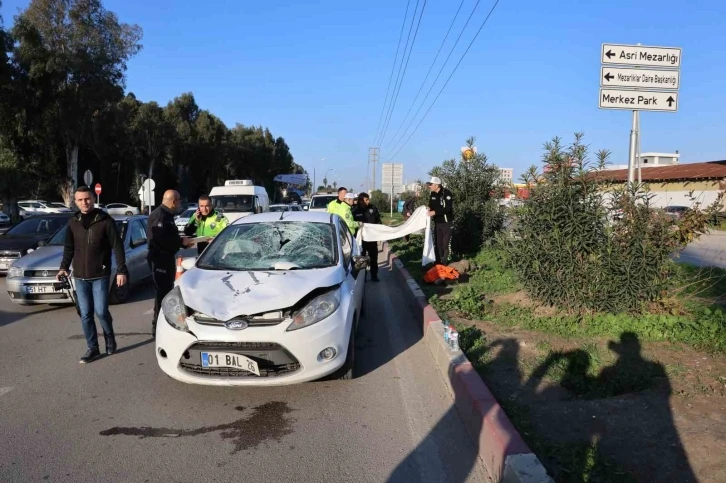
<box><xmin>148</xmin><ymin>190</ymin><xmax>194</xmax><ymax>337</ymax></box>
<box><xmin>426</xmin><ymin>176</ymin><xmax>454</xmax><ymax>265</ymax></box>
<box><xmin>58</xmin><ymin>186</ymin><xmax>128</xmax><ymax>363</ymax></box>
<box><xmin>353</xmin><ymin>192</ymin><xmax>382</xmax><ymax>282</ymax></box>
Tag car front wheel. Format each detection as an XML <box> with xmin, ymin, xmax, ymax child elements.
<box><xmin>334</xmin><ymin>327</ymin><xmax>355</xmax><ymax>380</ymax></box>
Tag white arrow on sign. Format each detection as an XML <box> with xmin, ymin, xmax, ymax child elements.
<box><xmin>600</xmin><ymin>66</ymin><xmax>680</xmax><ymax>90</ymax></box>
<box><xmin>601</xmin><ymin>43</ymin><xmax>681</xmax><ymax>69</ymax></box>
<box><xmin>599</xmin><ymin>88</ymin><xmax>678</xmax><ymax>112</ymax></box>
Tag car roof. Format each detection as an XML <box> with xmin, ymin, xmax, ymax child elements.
<box><xmin>111</xmin><ymin>214</ymin><xmax>148</xmax><ymax>222</ymax></box>
<box><xmin>231</xmin><ymin>211</ymin><xmax>334</xmax><ymax>226</ymax></box>
<box><xmin>22</xmin><ymin>213</ymin><xmax>73</xmax><ymax>218</ymax></box>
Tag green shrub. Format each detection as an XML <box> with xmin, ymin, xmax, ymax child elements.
<box><xmin>429</xmin><ymin>137</ymin><xmax>505</xmax><ymax>256</ymax></box>
<box><xmin>499</xmin><ymin>133</ymin><xmax>722</xmax><ymax>314</ymax></box>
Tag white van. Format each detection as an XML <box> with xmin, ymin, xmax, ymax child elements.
<box><xmin>209</xmin><ymin>180</ymin><xmax>270</xmax><ymax>223</ymax></box>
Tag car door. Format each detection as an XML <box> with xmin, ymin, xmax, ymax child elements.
<box><xmin>126</xmin><ymin>220</ymin><xmax>149</xmax><ymax>283</ymax></box>
<box><xmin>338</xmin><ymin>222</ymin><xmax>364</xmax><ymax>321</ymax></box>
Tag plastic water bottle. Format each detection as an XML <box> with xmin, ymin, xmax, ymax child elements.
<box><xmin>443</xmin><ymin>321</ymin><xmax>451</xmax><ymax>344</ymax></box>
<box><xmin>450</xmin><ymin>330</ymin><xmax>459</xmax><ymax>352</ymax></box>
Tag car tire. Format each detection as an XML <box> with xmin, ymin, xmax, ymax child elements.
<box><xmin>125</xmin><ymin>211</ymin><xmax>133</xmax><ymax>216</ymax></box>
<box><xmin>335</xmin><ymin>328</ymin><xmax>355</xmax><ymax>380</ymax></box>
<box><xmin>109</xmin><ymin>274</ymin><xmax>131</xmax><ymax>305</ymax></box>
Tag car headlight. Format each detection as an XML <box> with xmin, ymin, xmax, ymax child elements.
<box><xmin>287</xmin><ymin>287</ymin><xmax>341</xmax><ymax>331</ymax></box>
<box><xmin>7</xmin><ymin>266</ymin><xmax>23</xmax><ymax>279</ymax></box>
<box><xmin>26</xmin><ymin>248</ymin><xmax>34</xmax><ymax>254</ymax></box>
<box><xmin>161</xmin><ymin>286</ymin><xmax>189</xmax><ymax>332</ymax></box>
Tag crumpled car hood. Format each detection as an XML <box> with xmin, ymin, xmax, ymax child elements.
<box><xmin>179</xmin><ymin>266</ymin><xmax>343</xmax><ymax>321</ymax></box>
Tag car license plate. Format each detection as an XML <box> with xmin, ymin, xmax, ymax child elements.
<box><xmin>27</xmin><ymin>285</ymin><xmax>55</xmax><ymax>294</ymax></box>
<box><xmin>0</xmin><ymin>262</ymin><xmax>7</xmax><ymax>270</ymax></box>
<box><xmin>201</xmin><ymin>352</ymin><xmax>260</xmax><ymax>376</ymax></box>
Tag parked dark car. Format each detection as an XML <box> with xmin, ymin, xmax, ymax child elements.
<box><xmin>0</xmin><ymin>214</ymin><xmax>73</xmax><ymax>274</ymax></box>
<box><xmin>664</xmin><ymin>205</ymin><xmax>690</xmax><ymax>220</ymax></box>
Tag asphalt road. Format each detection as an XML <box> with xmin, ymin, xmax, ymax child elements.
<box><xmin>678</xmin><ymin>231</ymin><xmax>726</xmax><ymax>268</ymax></box>
<box><xmin>0</xmin><ymin>262</ymin><xmax>488</xmax><ymax>482</ymax></box>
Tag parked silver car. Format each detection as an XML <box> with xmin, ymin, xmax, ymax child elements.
<box><xmin>6</xmin><ymin>215</ymin><xmax>152</xmax><ymax>305</ymax></box>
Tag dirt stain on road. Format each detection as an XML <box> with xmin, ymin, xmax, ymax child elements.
<box><xmin>99</xmin><ymin>401</ymin><xmax>295</xmax><ymax>454</ymax></box>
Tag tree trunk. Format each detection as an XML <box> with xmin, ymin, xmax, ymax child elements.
<box><xmin>64</xmin><ymin>144</ymin><xmax>80</xmax><ymax>205</ymax></box>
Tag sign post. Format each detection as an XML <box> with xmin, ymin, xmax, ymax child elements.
<box><xmin>599</xmin><ymin>43</ymin><xmax>681</xmax><ymax>186</ymax></box>
<box><xmin>94</xmin><ymin>183</ymin><xmax>102</xmax><ymax>206</ymax></box>
<box><xmin>139</xmin><ymin>178</ymin><xmax>156</xmax><ymax>212</ymax></box>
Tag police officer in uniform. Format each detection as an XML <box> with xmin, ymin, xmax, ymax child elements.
<box><xmin>183</xmin><ymin>195</ymin><xmax>229</xmax><ymax>254</ymax></box>
<box><xmin>327</xmin><ymin>187</ymin><xmax>357</xmax><ymax>234</ymax></box>
<box><xmin>353</xmin><ymin>192</ymin><xmax>382</xmax><ymax>282</ymax></box>
<box><xmin>426</xmin><ymin>176</ymin><xmax>454</xmax><ymax>265</ymax></box>
<box><xmin>148</xmin><ymin>190</ymin><xmax>194</xmax><ymax>337</ymax></box>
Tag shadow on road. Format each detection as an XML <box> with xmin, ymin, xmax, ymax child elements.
<box><xmin>114</xmin><ymin>337</ymin><xmax>154</xmax><ymax>355</ymax></box>
<box><xmin>352</xmin><ymin>250</ymin><xmax>424</xmax><ymax>380</ymax></box>
<box><xmin>0</xmin><ymin>305</ymin><xmax>66</xmax><ymax>328</ymax></box>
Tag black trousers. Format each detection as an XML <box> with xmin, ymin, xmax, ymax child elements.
<box><xmin>362</xmin><ymin>241</ymin><xmax>379</xmax><ymax>278</ymax></box>
<box><xmin>434</xmin><ymin>222</ymin><xmax>453</xmax><ymax>265</ymax></box>
<box><xmin>148</xmin><ymin>256</ymin><xmax>176</xmax><ymax>335</ymax></box>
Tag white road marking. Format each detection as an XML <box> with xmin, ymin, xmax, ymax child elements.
<box><xmin>0</xmin><ymin>387</ymin><xmax>14</xmax><ymax>397</ymax></box>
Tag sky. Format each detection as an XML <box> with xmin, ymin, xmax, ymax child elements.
<box><xmin>2</xmin><ymin>0</ymin><xmax>726</xmax><ymax>193</ymax></box>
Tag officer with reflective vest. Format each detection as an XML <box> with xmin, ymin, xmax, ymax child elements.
<box><xmin>327</xmin><ymin>187</ymin><xmax>358</xmax><ymax>234</ymax></box>
<box><xmin>184</xmin><ymin>195</ymin><xmax>229</xmax><ymax>254</ymax></box>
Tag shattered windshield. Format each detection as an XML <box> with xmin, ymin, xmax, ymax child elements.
<box><xmin>211</xmin><ymin>195</ymin><xmax>255</xmax><ymax>213</ymax></box>
<box><xmin>197</xmin><ymin>221</ymin><xmax>337</xmax><ymax>271</ymax></box>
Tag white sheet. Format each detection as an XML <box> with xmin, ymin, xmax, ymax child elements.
<box><xmin>357</xmin><ymin>206</ymin><xmax>436</xmax><ymax>266</ymax></box>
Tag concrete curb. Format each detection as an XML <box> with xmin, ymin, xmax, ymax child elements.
<box><xmin>386</xmin><ymin>248</ymin><xmax>553</xmax><ymax>483</ymax></box>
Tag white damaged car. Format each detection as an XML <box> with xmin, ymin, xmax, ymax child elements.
<box><xmin>155</xmin><ymin>211</ymin><xmax>368</xmax><ymax>386</ymax></box>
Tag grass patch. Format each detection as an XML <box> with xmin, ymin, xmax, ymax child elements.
<box><xmin>381</xmin><ymin>212</ymin><xmax>404</xmax><ymax>226</ymax></box>
<box><xmin>417</xmin><ymin>245</ymin><xmax>726</xmax><ymax>354</ymax></box>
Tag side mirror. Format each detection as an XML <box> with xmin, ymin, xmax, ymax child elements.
<box><xmin>353</xmin><ymin>255</ymin><xmax>370</xmax><ymax>271</ymax></box>
<box><xmin>38</xmin><ymin>240</ymin><xmax>47</xmax><ymax>247</ymax></box>
<box><xmin>131</xmin><ymin>238</ymin><xmax>147</xmax><ymax>248</ymax></box>
<box><xmin>180</xmin><ymin>257</ymin><xmax>196</xmax><ymax>271</ymax></box>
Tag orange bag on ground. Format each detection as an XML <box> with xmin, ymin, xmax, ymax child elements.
<box><xmin>423</xmin><ymin>265</ymin><xmax>460</xmax><ymax>284</ymax></box>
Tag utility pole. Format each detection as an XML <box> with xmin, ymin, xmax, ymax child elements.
<box><xmin>369</xmin><ymin>147</ymin><xmax>379</xmax><ymax>192</ymax></box>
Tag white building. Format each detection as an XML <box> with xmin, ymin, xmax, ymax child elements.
<box><xmin>382</xmin><ymin>163</ymin><xmax>404</xmax><ymax>197</ymax></box>
<box><xmin>603</xmin><ymin>152</ymin><xmax>680</xmax><ymax>171</ymax></box>
<box><xmin>403</xmin><ymin>182</ymin><xmax>422</xmax><ymax>194</ymax></box>
<box><xmin>498</xmin><ymin>168</ymin><xmax>514</xmax><ymax>183</ymax></box>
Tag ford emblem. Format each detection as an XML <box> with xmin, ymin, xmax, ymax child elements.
<box><xmin>41</xmin><ymin>270</ymin><xmax>49</xmax><ymax>277</ymax></box>
<box><xmin>224</xmin><ymin>319</ymin><xmax>249</xmax><ymax>330</ymax></box>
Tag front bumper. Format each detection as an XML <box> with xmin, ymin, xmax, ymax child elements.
<box><xmin>155</xmin><ymin>306</ymin><xmax>352</xmax><ymax>386</ymax></box>
<box><xmin>0</xmin><ymin>255</ymin><xmax>21</xmax><ymax>274</ymax></box>
<box><xmin>6</xmin><ymin>275</ymin><xmax>72</xmax><ymax>304</ymax></box>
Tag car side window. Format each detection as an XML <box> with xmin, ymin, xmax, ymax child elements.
<box><xmin>130</xmin><ymin>221</ymin><xmax>147</xmax><ymax>247</ymax></box>
<box><xmin>339</xmin><ymin>223</ymin><xmax>352</xmax><ymax>270</ymax></box>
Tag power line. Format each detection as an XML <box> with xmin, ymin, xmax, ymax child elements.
<box><xmin>387</xmin><ymin>0</ymin><xmax>502</xmax><ymax>163</ymax></box>
<box><xmin>371</xmin><ymin>0</ymin><xmax>412</xmax><ymax>147</ymax></box>
<box><xmin>386</xmin><ymin>0</ymin><xmax>486</xmax><ymax>155</ymax></box>
<box><xmin>383</xmin><ymin>0</ymin><xmax>466</xmax><ymax>150</ymax></box>
<box><xmin>376</xmin><ymin>0</ymin><xmax>428</xmax><ymax>148</ymax></box>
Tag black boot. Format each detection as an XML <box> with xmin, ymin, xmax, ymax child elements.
<box><xmin>104</xmin><ymin>332</ymin><xmax>117</xmax><ymax>355</ymax></box>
